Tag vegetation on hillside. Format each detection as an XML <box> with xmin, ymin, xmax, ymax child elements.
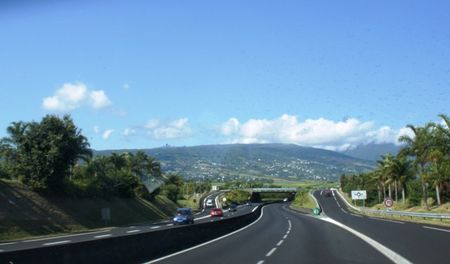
<box><xmin>341</xmin><ymin>114</ymin><xmax>450</xmax><ymax>209</ymax></box>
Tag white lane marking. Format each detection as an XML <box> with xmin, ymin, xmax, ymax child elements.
<box><xmin>423</xmin><ymin>226</ymin><xmax>450</xmax><ymax>233</ymax></box>
<box><xmin>126</xmin><ymin>229</ymin><xmax>141</xmax><ymax>234</ymax></box>
<box><xmin>286</xmin><ymin>230</ymin><xmax>290</xmax><ymax>234</ymax></box>
<box><xmin>341</xmin><ymin>208</ymin><xmax>348</xmax><ymax>214</ymax></box>
<box><xmin>94</xmin><ymin>234</ymin><xmax>112</xmax><ymax>239</ymax></box>
<box><xmin>288</xmin><ymin>219</ymin><xmax>292</xmax><ymax>229</ymax></box>
<box><xmin>194</xmin><ymin>215</ymin><xmax>211</xmax><ymax>220</ymax></box>
<box><xmin>321</xmin><ymin>217</ymin><xmax>412</xmax><ymax>264</ymax></box>
<box><xmin>276</xmin><ymin>240</ymin><xmax>284</xmax><ymax>246</ymax></box>
<box><xmin>283</xmin><ymin>234</ymin><xmax>287</xmax><ymax>239</ymax></box>
<box><xmin>22</xmin><ymin>229</ymin><xmax>111</xmax><ymax>243</ymax></box>
<box><xmin>129</xmin><ymin>226</ymin><xmax>136</xmax><ymax>228</ymax></box>
<box><xmin>166</xmin><ymin>224</ymin><xmax>173</xmax><ymax>227</ymax></box>
<box><xmin>369</xmin><ymin>218</ymin><xmax>404</xmax><ymax>224</ymax></box>
<box><xmin>150</xmin><ymin>226</ymin><xmax>160</xmax><ymax>229</ymax></box>
<box><xmin>252</xmin><ymin>206</ymin><xmax>258</xmax><ymax>213</ymax></box>
<box><xmin>256</xmin><ymin>261</ymin><xmax>264</xmax><ymax>264</ymax></box>
<box><xmin>0</xmin><ymin>242</ymin><xmax>17</xmax><ymax>246</ymax></box>
<box><xmin>350</xmin><ymin>213</ymin><xmax>363</xmax><ymax>218</ymax></box>
<box><xmin>43</xmin><ymin>240</ymin><xmax>71</xmax><ymax>246</ymax></box>
<box><xmin>144</xmin><ymin>207</ymin><xmax>265</xmax><ymax>264</ymax></box>
<box><xmin>266</xmin><ymin>247</ymin><xmax>277</xmax><ymax>257</ymax></box>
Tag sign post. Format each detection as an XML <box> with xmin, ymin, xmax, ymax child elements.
<box><xmin>351</xmin><ymin>190</ymin><xmax>367</xmax><ymax>207</ymax></box>
<box><xmin>384</xmin><ymin>198</ymin><xmax>393</xmax><ymax>210</ymax></box>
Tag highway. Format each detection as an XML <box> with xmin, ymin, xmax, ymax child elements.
<box><xmin>0</xmin><ymin>191</ymin><xmax>257</xmax><ymax>253</ymax></box>
<box><xmin>147</xmin><ymin>203</ymin><xmax>392</xmax><ymax>264</ymax></box>
<box><xmin>314</xmin><ymin>190</ymin><xmax>450</xmax><ymax>264</ymax></box>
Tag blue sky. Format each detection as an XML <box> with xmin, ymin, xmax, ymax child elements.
<box><xmin>1</xmin><ymin>0</ymin><xmax>449</xmax><ymax>150</ymax></box>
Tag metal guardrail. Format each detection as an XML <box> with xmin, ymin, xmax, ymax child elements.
<box><xmin>331</xmin><ymin>188</ymin><xmax>450</xmax><ymax>220</ymax></box>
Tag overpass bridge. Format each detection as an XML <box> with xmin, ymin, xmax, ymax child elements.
<box><xmin>244</xmin><ymin>187</ymin><xmax>298</xmax><ymax>202</ymax></box>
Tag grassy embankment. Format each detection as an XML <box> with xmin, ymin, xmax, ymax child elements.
<box><xmin>338</xmin><ymin>189</ymin><xmax>450</xmax><ymax>227</ymax></box>
<box><xmin>0</xmin><ymin>179</ymin><xmax>178</xmax><ymax>241</ymax></box>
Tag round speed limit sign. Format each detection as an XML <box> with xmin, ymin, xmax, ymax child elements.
<box><xmin>384</xmin><ymin>198</ymin><xmax>393</xmax><ymax>208</ymax></box>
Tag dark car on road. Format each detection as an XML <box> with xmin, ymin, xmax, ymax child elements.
<box><xmin>323</xmin><ymin>190</ymin><xmax>332</xmax><ymax>197</ymax></box>
<box><xmin>173</xmin><ymin>208</ymin><xmax>194</xmax><ymax>224</ymax></box>
<box><xmin>228</xmin><ymin>203</ymin><xmax>238</xmax><ymax>212</ymax></box>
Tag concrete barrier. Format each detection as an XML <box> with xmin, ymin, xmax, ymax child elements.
<box><xmin>0</xmin><ymin>206</ymin><xmax>261</xmax><ymax>264</ymax></box>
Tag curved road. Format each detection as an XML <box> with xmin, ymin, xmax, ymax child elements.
<box><xmin>147</xmin><ymin>203</ymin><xmax>392</xmax><ymax>264</ymax></box>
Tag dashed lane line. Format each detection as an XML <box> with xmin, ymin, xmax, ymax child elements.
<box><xmin>150</xmin><ymin>226</ymin><xmax>160</xmax><ymax>229</ymax></box>
<box><xmin>0</xmin><ymin>242</ymin><xmax>17</xmax><ymax>246</ymax></box>
<box><xmin>126</xmin><ymin>229</ymin><xmax>141</xmax><ymax>234</ymax></box>
<box><xmin>423</xmin><ymin>226</ymin><xmax>450</xmax><ymax>233</ymax></box>
<box><xmin>43</xmin><ymin>240</ymin><xmax>71</xmax><ymax>246</ymax></box>
<box><xmin>283</xmin><ymin>234</ymin><xmax>288</xmax><ymax>239</ymax></box>
<box><xmin>22</xmin><ymin>229</ymin><xmax>111</xmax><ymax>243</ymax></box>
<box><xmin>256</xmin><ymin>261</ymin><xmax>264</xmax><ymax>264</ymax></box>
<box><xmin>266</xmin><ymin>247</ymin><xmax>277</xmax><ymax>257</ymax></box>
<box><xmin>166</xmin><ymin>224</ymin><xmax>173</xmax><ymax>227</ymax></box>
<box><xmin>276</xmin><ymin>240</ymin><xmax>284</xmax><ymax>246</ymax></box>
<box><xmin>94</xmin><ymin>234</ymin><xmax>112</xmax><ymax>239</ymax></box>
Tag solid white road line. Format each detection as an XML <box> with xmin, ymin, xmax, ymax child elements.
<box><xmin>43</xmin><ymin>240</ymin><xmax>71</xmax><ymax>246</ymax></box>
<box><xmin>22</xmin><ymin>229</ymin><xmax>111</xmax><ymax>243</ymax></box>
<box><xmin>266</xmin><ymin>247</ymin><xmax>277</xmax><ymax>257</ymax></box>
<box><xmin>321</xmin><ymin>217</ymin><xmax>412</xmax><ymax>264</ymax></box>
<box><xmin>350</xmin><ymin>213</ymin><xmax>363</xmax><ymax>218</ymax></box>
<box><xmin>126</xmin><ymin>229</ymin><xmax>140</xmax><ymax>234</ymax></box>
<box><xmin>150</xmin><ymin>226</ymin><xmax>160</xmax><ymax>229</ymax></box>
<box><xmin>423</xmin><ymin>226</ymin><xmax>450</xmax><ymax>233</ymax></box>
<box><xmin>144</xmin><ymin>206</ymin><xmax>266</xmax><ymax>264</ymax></box>
<box><xmin>276</xmin><ymin>240</ymin><xmax>284</xmax><ymax>246</ymax></box>
<box><xmin>94</xmin><ymin>234</ymin><xmax>112</xmax><ymax>239</ymax></box>
<box><xmin>369</xmin><ymin>218</ymin><xmax>404</xmax><ymax>224</ymax></box>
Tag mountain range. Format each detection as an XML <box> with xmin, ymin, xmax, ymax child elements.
<box><xmin>95</xmin><ymin>143</ymin><xmax>377</xmax><ymax>181</ymax></box>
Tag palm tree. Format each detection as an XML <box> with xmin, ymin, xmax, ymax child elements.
<box><xmin>391</xmin><ymin>156</ymin><xmax>414</xmax><ymax>204</ymax></box>
<box><xmin>399</xmin><ymin>124</ymin><xmax>434</xmax><ymax>209</ymax></box>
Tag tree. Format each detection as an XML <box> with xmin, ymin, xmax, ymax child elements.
<box><xmin>399</xmin><ymin>124</ymin><xmax>434</xmax><ymax>209</ymax></box>
<box><xmin>3</xmin><ymin>115</ymin><xmax>92</xmax><ymax>191</ymax></box>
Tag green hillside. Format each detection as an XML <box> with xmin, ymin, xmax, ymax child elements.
<box><xmin>96</xmin><ymin>144</ymin><xmax>375</xmax><ymax>181</ymax></box>
<box><xmin>0</xmin><ymin>180</ymin><xmax>177</xmax><ymax>241</ymax></box>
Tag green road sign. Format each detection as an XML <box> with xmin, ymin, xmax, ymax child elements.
<box><xmin>312</xmin><ymin>207</ymin><xmax>321</xmax><ymax>215</ymax></box>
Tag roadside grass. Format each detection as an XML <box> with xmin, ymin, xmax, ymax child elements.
<box><xmin>177</xmin><ymin>193</ymin><xmax>203</xmax><ymax>210</ymax></box>
<box><xmin>0</xmin><ymin>179</ymin><xmax>176</xmax><ymax>241</ymax></box>
<box><xmin>336</xmin><ymin>189</ymin><xmax>450</xmax><ymax>227</ymax></box>
<box><xmin>290</xmin><ymin>190</ymin><xmax>316</xmax><ymax>213</ymax></box>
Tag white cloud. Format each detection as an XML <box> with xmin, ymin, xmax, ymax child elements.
<box><xmin>123</xmin><ymin>128</ymin><xmax>136</xmax><ymax>137</ymax></box>
<box><xmin>42</xmin><ymin>82</ymin><xmax>111</xmax><ymax>112</ymax></box>
<box><xmin>89</xmin><ymin>90</ymin><xmax>111</xmax><ymax>109</ymax></box>
<box><xmin>145</xmin><ymin>118</ymin><xmax>192</xmax><ymax>139</ymax></box>
<box><xmin>102</xmin><ymin>129</ymin><xmax>114</xmax><ymax>140</ymax></box>
<box><xmin>145</xmin><ymin>119</ymin><xmax>160</xmax><ymax>129</ymax></box>
<box><xmin>220</xmin><ymin>114</ymin><xmax>409</xmax><ymax>151</ymax></box>
<box><xmin>93</xmin><ymin>125</ymin><xmax>100</xmax><ymax>134</ymax></box>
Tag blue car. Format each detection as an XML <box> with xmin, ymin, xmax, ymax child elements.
<box><xmin>173</xmin><ymin>208</ymin><xmax>194</xmax><ymax>225</ymax></box>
